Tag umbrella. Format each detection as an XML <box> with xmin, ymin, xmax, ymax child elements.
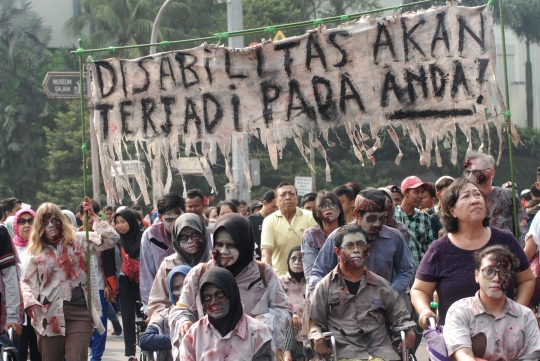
<box><xmin>423</xmin><ymin>318</ymin><xmax>450</xmax><ymax>361</ymax></box>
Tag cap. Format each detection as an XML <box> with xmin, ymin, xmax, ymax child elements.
<box><xmin>250</xmin><ymin>200</ymin><xmax>263</xmax><ymax>209</ymax></box>
<box><xmin>355</xmin><ymin>188</ymin><xmax>386</xmax><ymax>212</ymax></box>
<box><xmin>401</xmin><ymin>176</ymin><xmax>429</xmax><ymax>194</ymax></box>
<box><xmin>435</xmin><ymin>176</ymin><xmax>455</xmax><ymax>188</ymax></box>
<box><xmin>386</xmin><ymin>185</ymin><xmax>402</xmax><ymax>195</ymax></box>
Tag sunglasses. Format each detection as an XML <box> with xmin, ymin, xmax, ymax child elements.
<box><xmin>17</xmin><ymin>218</ymin><xmax>34</xmax><ymax>226</ymax></box>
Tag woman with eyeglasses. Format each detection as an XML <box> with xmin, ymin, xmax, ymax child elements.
<box><xmin>147</xmin><ymin>213</ymin><xmax>210</xmax><ymax>319</ymax></box>
<box><xmin>411</xmin><ymin>178</ymin><xmax>534</xmax><ymax>329</ymax></box>
<box><xmin>13</xmin><ymin>209</ymin><xmax>39</xmax><ymax>360</ymax></box>
<box><xmin>444</xmin><ymin>245</ymin><xmax>540</xmax><ymax>361</ymax></box>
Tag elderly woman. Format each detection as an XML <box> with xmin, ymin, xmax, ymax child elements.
<box><xmin>21</xmin><ymin>199</ymin><xmax>119</xmax><ymax>361</ymax></box>
<box><xmin>147</xmin><ymin>213</ymin><xmax>211</xmax><ymax>319</ymax></box>
<box><xmin>411</xmin><ymin>178</ymin><xmax>535</xmax><ymax>328</ymax></box>
<box><xmin>171</xmin><ymin>213</ymin><xmax>291</xmax><ymax>359</ymax></box>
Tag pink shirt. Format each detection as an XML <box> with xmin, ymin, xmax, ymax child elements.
<box><xmin>279</xmin><ymin>274</ymin><xmax>306</xmax><ymax>342</ymax></box>
<box><xmin>179</xmin><ymin>314</ymin><xmax>274</xmax><ymax>360</ymax></box>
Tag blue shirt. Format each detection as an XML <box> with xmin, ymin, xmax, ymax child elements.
<box><xmin>307</xmin><ymin>225</ymin><xmax>414</xmax><ymax>296</ymax></box>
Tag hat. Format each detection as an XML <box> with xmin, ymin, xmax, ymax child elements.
<box><xmin>401</xmin><ymin>176</ymin><xmax>429</xmax><ymax>194</ymax></box>
<box><xmin>249</xmin><ymin>200</ymin><xmax>263</xmax><ymax>209</ymax></box>
<box><xmin>386</xmin><ymin>185</ymin><xmax>402</xmax><ymax>195</ymax></box>
<box><xmin>355</xmin><ymin>188</ymin><xmax>386</xmax><ymax>212</ymax></box>
<box><xmin>435</xmin><ymin>176</ymin><xmax>455</xmax><ymax>187</ymax></box>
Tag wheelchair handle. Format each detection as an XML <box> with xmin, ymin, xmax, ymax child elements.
<box><xmin>390</xmin><ymin>320</ymin><xmax>416</xmax><ymax>332</ymax></box>
<box><xmin>7</xmin><ymin>328</ymin><xmax>12</xmax><ymax>342</ymax></box>
<box><xmin>429</xmin><ymin>317</ymin><xmax>436</xmax><ymax>329</ymax></box>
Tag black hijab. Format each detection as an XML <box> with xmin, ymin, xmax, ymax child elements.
<box><xmin>287</xmin><ymin>245</ymin><xmax>304</xmax><ymax>283</ymax></box>
<box><xmin>213</xmin><ymin>213</ymin><xmax>255</xmax><ymax>277</ymax></box>
<box><xmin>199</xmin><ymin>267</ymin><xmax>243</xmax><ymax>337</ymax></box>
<box><xmin>171</xmin><ymin>213</ymin><xmax>210</xmax><ymax>267</ymax></box>
<box><xmin>115</xmin><ymin>209</ymin><xmax>142</xmax><ymax>259</ymax></box>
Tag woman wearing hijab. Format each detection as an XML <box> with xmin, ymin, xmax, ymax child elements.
<box><xmin>114</xmin><ymin>209</ymin><xmax>143</xmax><ymax>361</ymax></box>
<box><xmin>171</xmin><ymin>213</ymin><xmax>291</xmax><ymax>359</ymax></box>
<box><xmin>140</xmin><ymin>265</ymin><xmax>191</xmax><ymax>361</ymax></box>
<box><xmin>147</xmin><ymin>214</ymin><xmax>211</xmax><ymax>320</ymax></box>
<box><xmin>179</xmin><ymin>267</ymin><xmax>274</xmax><ymax>360</ymax></box>
<box><xmin>280</xmin><ymin>246</ymin><xmax>306</xmax><ymax>361</ymax></box>
<box><xmin>13</xmin><ymin>209</ymin><xmax>41</xmax><ymax>361</ymax></box>
<box><xmin>61</xmin><ymin>210</ymin><xmax>78</xmax><ymax>229</ymax></box>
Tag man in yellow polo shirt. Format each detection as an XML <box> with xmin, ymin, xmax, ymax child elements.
<box><xmin>261</xmin><ymin>182</ymin><xmax>317</xmax><ymax>276</ymax></box>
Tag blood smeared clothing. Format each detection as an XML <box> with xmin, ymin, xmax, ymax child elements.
<box><xmin>21</xmin><ymin>219</ymin><xmax>120</xmax><ymax>336</ymax></box>
<box><xmin>486</xmin><ymin>187</ymin><xmax>528</xmax><ymax>247</ymax></box>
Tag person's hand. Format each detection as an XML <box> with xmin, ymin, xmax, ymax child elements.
<box><xmin>25</xmin><ymin>306</ymin><xmax>36</xmax><ymax>322</ymax></box>
<box><xmin>313</xmin><ymin>338</ymin><xmax>333</xmax><ymax>357</ymax></box>
<box><xmin>253</xmin><ymin>315</ymin><xmax>265</xmax><ymax>321</ymax></box>
<box><xmin>179</xmin><ymin>321</ymin><xmax>193</xmax><ymax>337</ymax></box>
<box><xmin>418</xmin><ymin>308</ymin><xmax>437</xmax><ymax>330</ymax></box>
<box><xmin>104</xmin><ymin>288</ymin><xmax>116</xmax><ymax>302</ymax></box>
<box><xmin>398</xmin><ymin>329</ymin><xmax>416</xmax><ymax>352</ymax></box>
<box><xmin>4</xmin><ymin>322</ymin><xmax>21</xmax><ymax>338</ymax></box>
<box><xmin>292</xmin><ymin>313</ymin><xmax>302</xmax><ymax>330</ymax></box>
<box><xmin>82</xmin><ymin>196</ymin><xmax>97</xmax><ymax>219</ymax></box>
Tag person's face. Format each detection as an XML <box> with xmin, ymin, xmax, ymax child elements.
<box><xmin>171</xmin><ymin>274</ymin><xmax>186</xmax><ymax>302</ymax></box>
<box><xmin>208</xmin><ymin>208</ymin><xmax>218</xmax><ymax>220</ymax></box>
<box><xmin>238</xmin><ymin>204</ymin><xmax>248</xmax><ymax>216</ymax></box>
<box><xmin>392</xmin><ymin>192</ymin><xmax>403</xmax><ymax>206</ymax></box>
<box><xmin>185</xmin><ymin>197</ymin><xmax>204</xmax><ymax>217</ymax></box>
<box><xmin>475</xmin><ymin>253</ymin><xmax>513</xmax><ymax>299</ymax></box>
<box><xmin>403</xmin><ymin>187</ymin><xmax>424</xmax><ymax>207</ymax></box>
<box><xmin>159</xmin><ymin>208</ymin><xmax>182</xmax><ymax>234</ymax></box>
<box><xmin>104</xmin><ymin>210</ymin><xmax>114</xmax><ymax>222</ymax></box>
<box><xmin>17</xmin><ymin>212</ymin><xmax>33</xmax><ymax>240</ymax></box>
<box><xmin>420</xmin><ymin>191</ymin><xmax>435</xmax><ymax>210</ymax></box>
<box><xmin>213</xmin><ymin>228</ymin><xmax>239</xmax><ymax>267</ymax></box>
<box><xmin>7</xmin><ymin>203</ymin><xmax>22</xmax><ymax>217</ymax></box>
<box><xmin>436</xmin><ymin>186</ymin><xmax>450</xmax><ymax>200</ymax></box>
<box><xmin>276</xmin><ymin>186</ymin><xmax>298</xmax><ymax>213</ymax></box>
<box><xmin>264</xmin><ymin>199</ymin><xmax>279</xmax><ymax>214</ymax></box>
<box><xmin>463</xmin><ymin>158</ymin><xmax>494</xmax><ymax>186</ymax></box>
<box><xmin>337</xmin><ymin>194</ymin><xmax>353</xmax><ymax>215</ymax></box>
<box><xmin>42</xmin><ymin>211</ymin><xmax>62</xmax><ymax>242</ymax></box>
<box><xmin>219</xmin><ymin>205</ymin><xmax>234</xmax><ymax>217</ymax></box>
<box><xmin>201</xmin><ymin>284</ymin><xmax>230</xmax><ymax>319</ymax></box>
<box><xmin>289</xmin><ymin>250</ymin><xmax>303</xmax><ymax>273</ymax></box>
<box><xmin>315</xmin><ymin>197</ymin><xmax>340</xmax><ymax>224</ymax></box>
<box><xmin>178</xmin><ymin>226</ymin><xmax>203</xmax><ymax>255</ymax></box>
<box><xmin>450</xmin><ymin>183</ymin><xmax>486</xmax><ymax>223</ymax></box>
<box><xmin>359</xmin><ymin>211</ymin><xmax>386</xmax><ymax>236</ymax></box>
<box><xmin>303</xmin><ymin>201</ymin><xmax>315</xmax><ymax>211</ymax></box>
<box><xmin>336</xmin><ymin>233</ymin><xmax>369</xmax><ymax>270</ymax></box>
<box><xmin>115</xmin><ymin>215</ymin><xmax>130</xmax><ymax>235</ymax></box>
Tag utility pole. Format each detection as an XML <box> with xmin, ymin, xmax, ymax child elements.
<box><xmin>88</xmin><ymin>101</ymin><xmax>101</xmax><ymax>205</ymax></box>
<box><xmin>228</xmin><ymin>0</ymin><xmax>251</xmax><ymax>203</ymax></box>
<box><xmin>309</xmin><ymin>132</ymin><xmax>316</xmax><ymax>192</ymax></box>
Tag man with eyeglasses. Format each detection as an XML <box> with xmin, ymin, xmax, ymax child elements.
<box><xmin>308</xmin><ymin>188</ymin><xmax>414</xmax><ymax>297</ymax></box>
<box><xmin>463</xmin><ymin>150</ymin><xmax>528</xmax><ymax>247</ymax></box>
<box><xmin>309</xmin><ymin>224</ymin><xmax>415</xmax><ymax>360</ymax></box>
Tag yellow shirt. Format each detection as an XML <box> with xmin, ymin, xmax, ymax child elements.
<box><xmin>260</xmin><ymin>207</ymin><xmax>316</xmax><ymax>276</ymax></box>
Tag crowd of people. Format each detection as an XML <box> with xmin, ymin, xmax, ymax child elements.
<box><xmin>0</xmin><ymin>150</ymin><xmax>540</xmax><ymax>361</ymax></box>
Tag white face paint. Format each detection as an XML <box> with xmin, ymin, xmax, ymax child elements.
<box><xmin>178</xmin><ymin>226</ymin><xmax>203</xmax><ymax>255</ymax></box>
<box><xmin>42</xmin><ymin>212</ymin><xmax>62</xmax><ymax>242</ymax></box>
<box><xmin>171</xmin><ymin>274</ymin><xmax>185</xmax><ymax>302</ymax></box>
<box><xmin>289</xmin><ymin>251</ymin><xmax>303</xmax><ymax>273</ymax></box>
<box><xmin>162</xmin><ymin>209</ymin><xmax>182</xmax><ymax>234</ymax></box>
<box><xmin>315</xmin><ymin>197</ymin><xmax>340</xmax><ymax>224</ymax></box>
<box><xmin>213</xmin><ymin>229</ymin><xmax>239</xmax><ymax>267</ymax></box>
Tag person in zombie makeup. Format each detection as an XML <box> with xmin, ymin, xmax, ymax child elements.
<box><xmin>378</xmin><ymin>187</ymin><xmax>414</xmax><ymax>247</ymax></box>
<box><xmin>444</xmin><ymin>245</ymin><xmax>540</xmax><ymax>361</ymax></box>
<box><xmin>179</xmin><ymin>267</ymin><xmax>275</xmax><ymax>360</ymax></box>
<box><xmin>21</xmin><ymin>199</ymin><xmax>120</xmax><ymax>361</ymax></box>
<box><xmin>139</xmin><ymin>193</ymin><xmax>185</xmax><ymax>313</ymax></box>
<box><xmin>309</xmin><ymin>224</ymin><xmax>415</xmax><ymax>361</ymax></box>
<box><xmin>171</xmin><ymin>213</ymin><xmax>291</xmax><ymax>358</ymax></box>
<box><xmin>308</xmin><ymin>188</ymin><xmax>414</xmax><ymax>298</ymax></box>
<box><xmin>140</xmin><ymin>265</ymin><xmax>191</xmax><ymax>361</ymax></box>
<box><xmin>411</xmin><ymin>178</ymin><xmax>534</xmax><ymax>328</ymax></box>
<box><xmin>463</xmin><ymin>150</ymin><xmax>528</xmax><ymax>247</ymax></box>
<box><xmin>302</xmin><ymin>191</ymin><xmax>346</xmax><ymax>281</ymax></box>
<box><xmin>280</xmin><ymin>246</ymin><xmax>307</xmax><ymax>361</ymax></box>
<box><xmin>147</xmin><ymin>213</ymin><xmax>211</xmax><ymax>320</ymax></box>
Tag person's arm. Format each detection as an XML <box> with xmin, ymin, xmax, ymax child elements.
<box><xmin>515</xmin><ymin>267</ymin><xmax>535</xmax><ymax>306</ymax></box>
<box><xmin>139</xmin><ymin>325</ymin><xmax>172</xmax><ymax>351</ymax></box>
<box><xmin>524</xmin><ymin>235</ymin><xmax>537</xmax><ymax>260</ymax></box>
<box><xmin>1</xmin><ymin>266</ymin><xmax>21</xmax><ymax>337</ymax></box>
<box><xmin>261</xmin><ymin>248</ymin><xmax>273</xmax><ymax>267</ymax></box>
<box><xmin>390</xmin><ymin>234</ymin><xmax>415</xmax><ymax>296</ymax></box>
<box><xmin>301</xmin><ymin>230</ymin><xmax>317</xmax><ymax>279</ymax></box>
<box><xmin>260</xmin><ymin>216</ymin><xmax>275</xmax><ymax>266</ymax></box>
<box><xmin>307</xmin><ymin>235</ymin><xmax>337</xmax><ymax>294</ymax></box>
<box><xmin>139</xmin><ymin>232</ymin><xmax>156</xmax><ymax>307</ymax></box>
<box><xmin>147</xmin><ymin>260</ymin><xmax>171</xmax><ymax>319</ymax></box>
<box><xmin>444</xmin><ymin>302</ymin><xmax>478</xmax><ymax>361</ymax></box>
<box><xmin>452</xmin><ymin>348</ymin><xmax>477</xmax><ymax>361</ymax></box>
<box><xmin>410</xmin><ymin>278</ymin><xmax>437</xmax><ymax>329</ymax></box>
<box><xmin>176</xmin><ymin>265</ymin><xmax>204</xmax><ymax>337</ymax></box>
<box><xmin>82</xmin><ymin>198</ymin><xmax>120</xmax><ymax>252</ymax></box>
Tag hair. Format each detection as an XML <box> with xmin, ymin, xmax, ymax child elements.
<box><xmin>301</xmin><ymin>193</ymin><xmax>317</xmax><ymax>207</ymax></box>
<box><xmin>0</xmin><ymin>201</ymin><xmax>6</xmax><ymax>220</ymax></box>
<box><xmin>186</xmin><ymin>189</ymin><xmax>204</xmax><ymax>203</ymax></box>
<box><xmin>424</xmin><ymin>182</ymin><xmax>436</xmax><ymax>198</ymax></box>
<box><xmin>526</xmin><ymin>198</ymin><xmax>540</xmax><ymax>210</ymax></box>
<box><xmin>345</xmin><ymin>182</ymin><xmax>362</xmax><ymax>199</ymax></box>
<box><xmin>132</xmin><ymin>210</ymin><xmax>143</xmax><ymax>224</ymax></box>
<box><xmin>334</xmin><ymin>224</ymin><xmax>369</xmax><ymax>249</ymax></box>
<box><xmin>77</xmin><ymin>199</ymin><xmax>100</xmax><ymax>215</ymax></box>
<box><xmin>537</xmin><ymin>167</ymin><xmax>540</xmax><ymax>182</ymax></box>
<box><xmin>102</xmin><ymin>205</ymin><xmax>114</xmax><ymax>212</ymax></box>
<box><xmin>131</xmin><ymin>204</ymin><xmax>142</xmax><ymax>212</ymax></box>
<box><xmin>276</xmin><ymin>182</ymin><xmax>297</xmax><ymax>195</ymax></box>
<box><xmin>439</xmin><ymin>177</ymin><xmax>490</xmax><ymax>233</ymax></box>
<box><xmin>203</xmin><ymin>207</ymin><xmax>217</xmax><ymax>217</ymax></box>
<box><xmin>531</xmin><ymin>186</ymin><xmax>540</xmax><ymax>198</ymax></box>
<box><xmin>158</xmin><ymin>193</ymin><xmax>185</xmax><ymax>214</ymax></box>
<box><xmin>465</xmin><ymin>150</ymin><xmax>495</xmax><ymax>168</ymax></box>
<box><xmin>263</xmin><ymin>190</ymin><xmax>276</xmax><ymax>203</ymax></box>
<box><xmin>1</xmin><ymin>197</ymin><xmax>21</xmax><ymax>216</ymax></box>
<box><xmin>28</xmin><ymin>203</ymin><xmax>75</xmax><ymax>255</ymax></box>
<box><xmin>239</xmin><ymin>200</ymin><xmax>247</xmax><ymax>206</ymax></box>
<box><xmin>333</xmin><ymin>185</ymin><xmax>354</xmax><ymax>201</ymax></box>
<box><xmin>58</xmin><ymin>205</ymin><xmax>69</xmax><ymax>211</ymax></box>
<box><xmin>312</xmin><ymin>192</ymin><xmax>347</xmax><ymax>228</ymax></box>
<box><xmin>474</xmin><ymin>244</ymin><xmax>520</xmax><ymax>273</ymax></box>
<box><xmin>217</xmin><ymin>201</ymin><xmax>238</xmax><ymax>216</ymax></box>
<box><xmin>435</xmin><ymin>177</ymin><xmax>455</xmax><ymax>192</ymax></box>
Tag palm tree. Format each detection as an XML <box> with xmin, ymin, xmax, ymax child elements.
<box><xmin>66</xmin><ymin>0</ymin><xmax>190</xmax><ymax>59</ymax></box>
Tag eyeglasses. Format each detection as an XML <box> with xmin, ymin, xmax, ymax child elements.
<box><xmin>341</xmin><ymin>242</ymin><xmax>368</xmax><ymax>251</ymax></box>
<box><xmin>463</xmin><ymin>168</ymin><xmax>492</xmax><ymax>177</ymax></box>
<box><xmin>318</xmin><ymin>202</ymin><xmax>338</xmax><ymax>211</ymax></box>
<box><xmin>480</xmin><ymin>267</ymin><xmax>512</xmax><ymax>279</ymax></box>
<box><xmin>178</xmin><ymin>232</ymin><xmax>202</xmax><ymax>244</ymax></box>
<box><xmin>17</xmin><ymin>218</ymin><xmax>34</xmax><ymax>226</ymax></box>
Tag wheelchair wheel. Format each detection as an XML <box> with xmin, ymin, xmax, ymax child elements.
<box><xmin>408</xmin><ymin>354</ymin><xmax>417</xmax><ymax>361</ymax></box>
<box><xmin>139</xmin><ymin>349</ymin><xmax>147</xmax><ymax>361</ymax></box>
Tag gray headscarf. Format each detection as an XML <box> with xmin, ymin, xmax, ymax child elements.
<box><xmin>62</xmin><ymin>210</ymin><xmax>78</xmax><ymax>228</ymax></box>
<box><xmin>171</xmin><ymin>213</ymin><xmax>210</xmax><ymax>267</ymax></box>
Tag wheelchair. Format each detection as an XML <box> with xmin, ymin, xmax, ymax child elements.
<box><xmin>0</xmin><ymin>327</ymin><xmax>16</xmax><ymax>361</ymax></box>
<box><xmin>135</xmin><ymin>301</ymin><xmax>150</xmax><ymax>361</ymax></box>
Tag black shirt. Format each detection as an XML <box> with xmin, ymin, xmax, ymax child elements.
<box><xmin>247</xmin><ymin>212</ymin><xmax>264</xmax><ymax>258</ymax></box>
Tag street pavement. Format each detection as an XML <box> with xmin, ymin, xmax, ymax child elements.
<box><xmin>100</xmin><ymin>316</ymin><xmax>432</xmax><ymax>361</ymax></box>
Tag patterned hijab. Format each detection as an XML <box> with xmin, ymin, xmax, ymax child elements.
<box><xmin>13</xmin><ymin>208</ymin><xmax>36</xmax><ymax>247</ymax></box>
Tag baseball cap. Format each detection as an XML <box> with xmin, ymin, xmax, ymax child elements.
<box><xmin>250</xmin><ymin>200</ymin><xmax>263</xmax><ymax>209</ymax></box>
<box><xmin>401</xmin><ymin>176</ymin><xmax>429</xmax><ymax>194</ymax></box>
